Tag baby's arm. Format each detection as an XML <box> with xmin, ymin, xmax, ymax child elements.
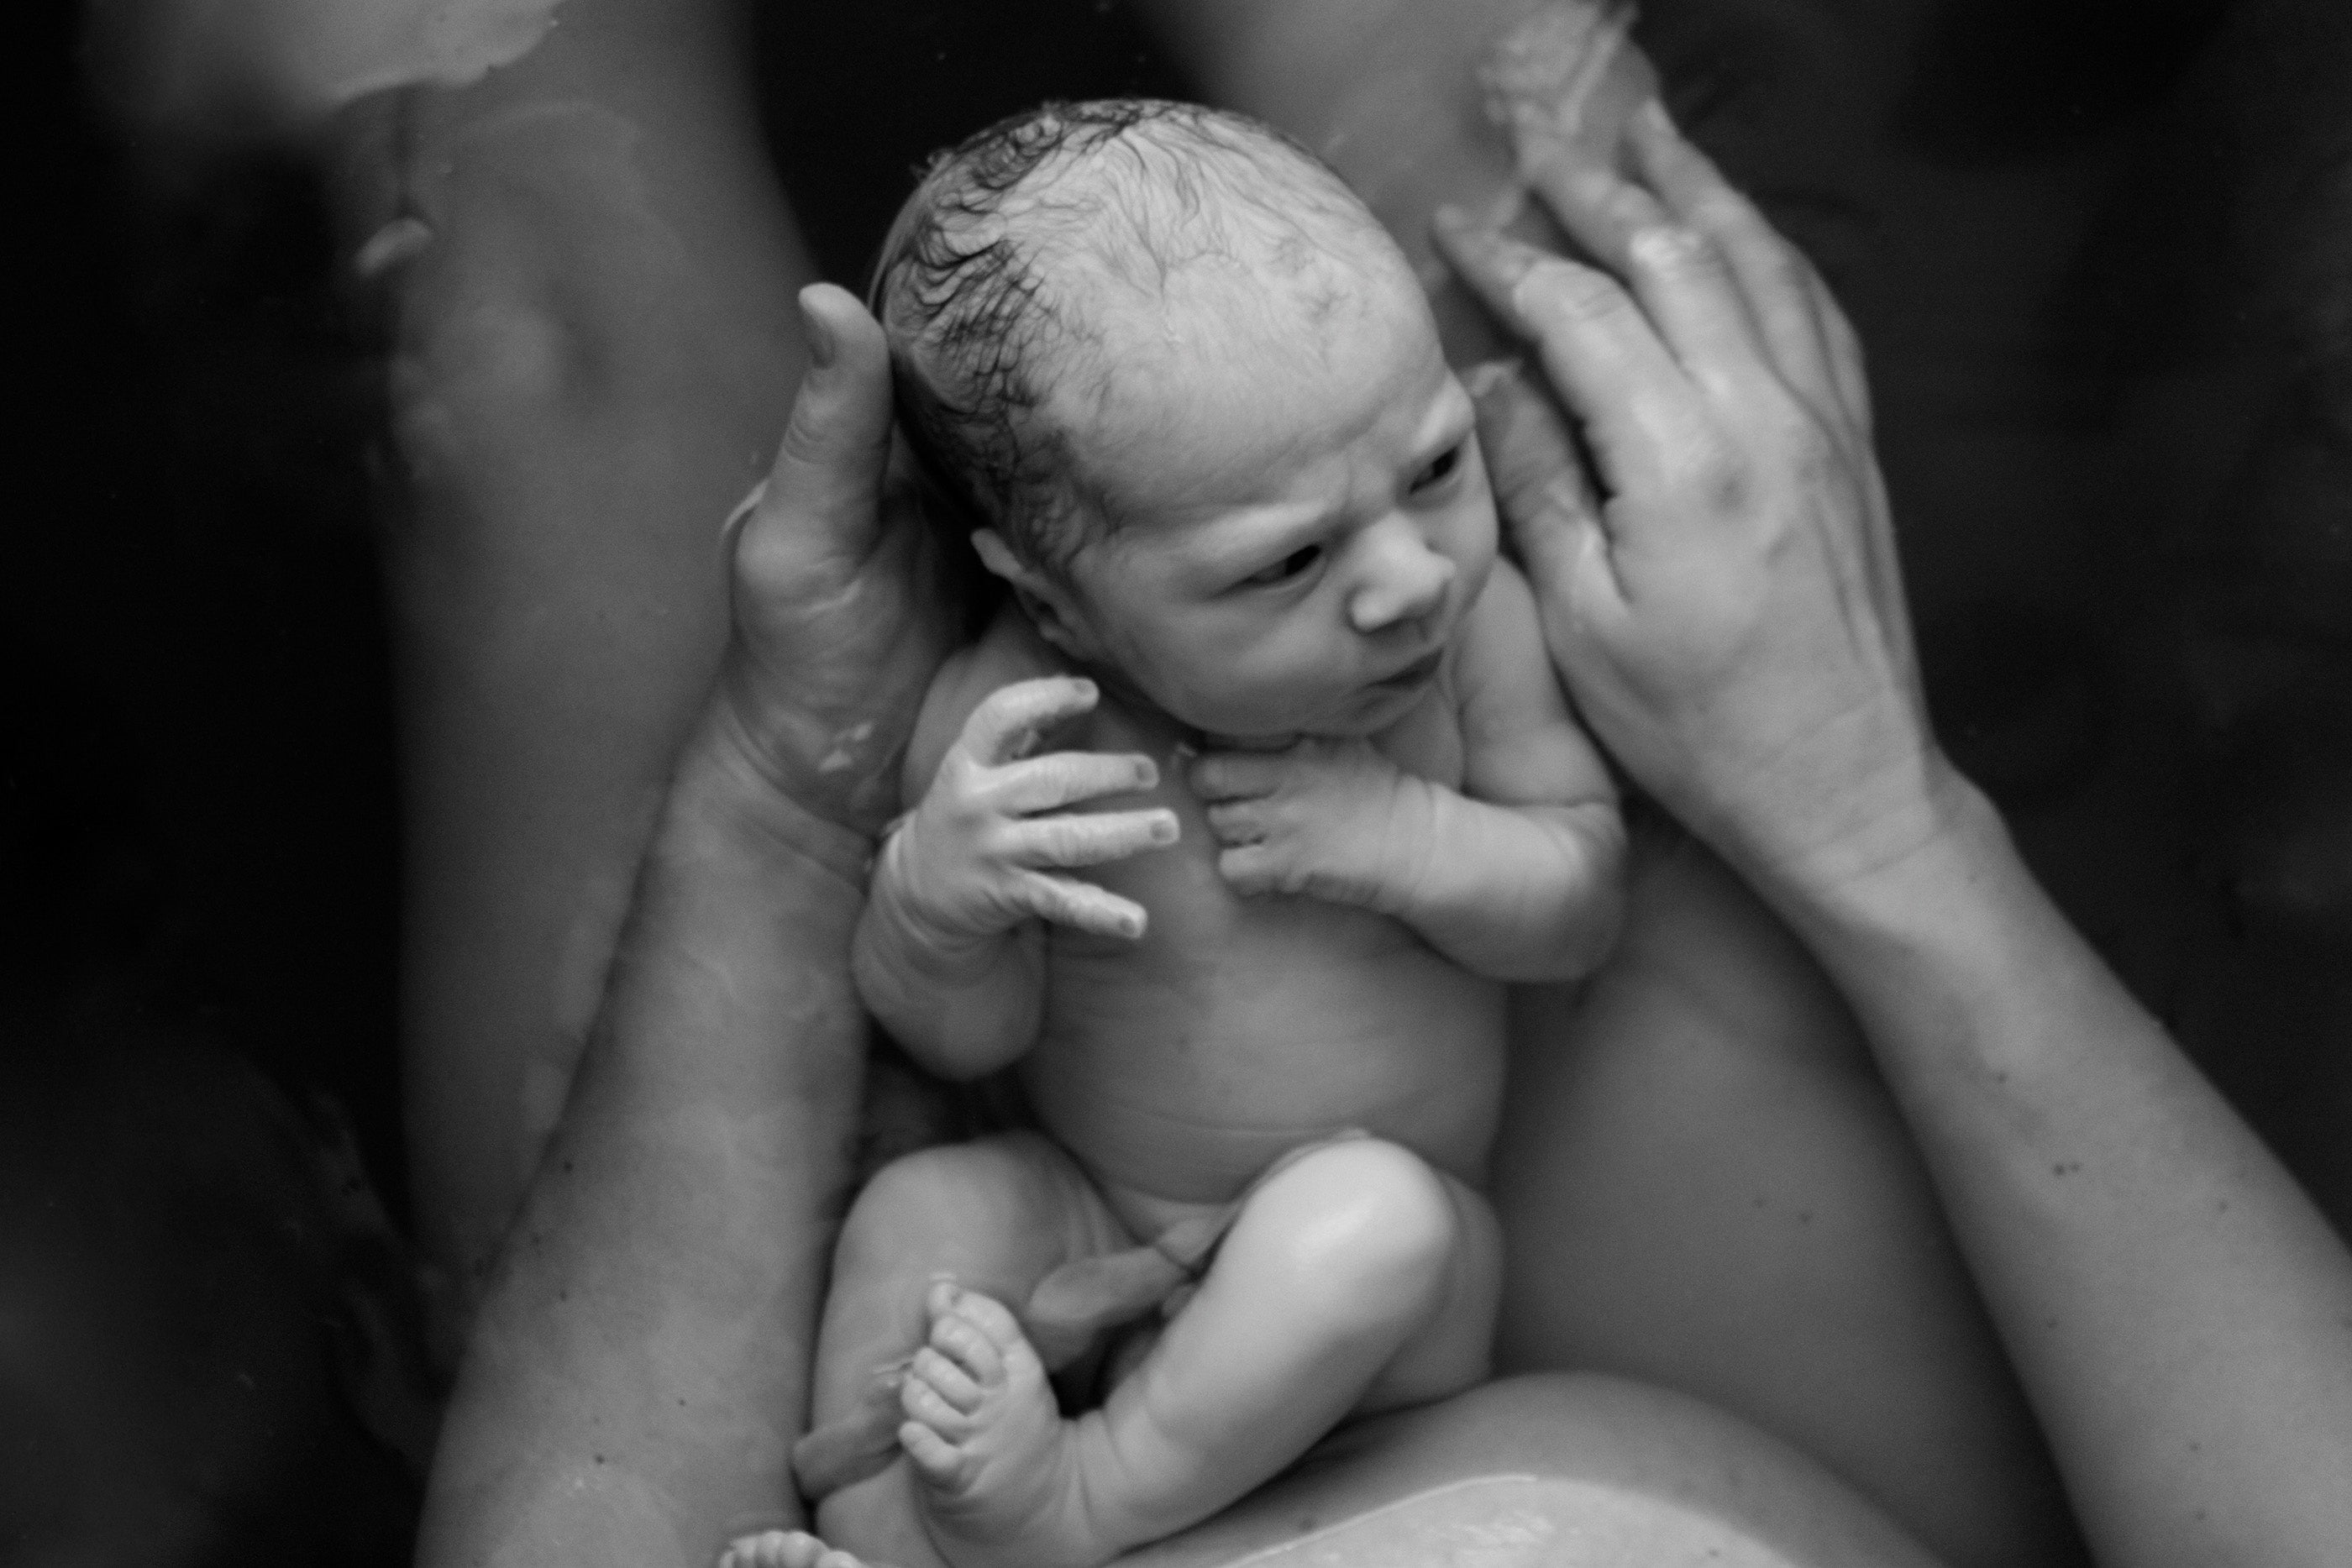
<box><xmin>853</xmin><ymin>662</ymin><xmax>1178</xmax><ymax>1080</ymax></box>
<box><xmin>1191</xmin><ymin>561</ymin><xmax>1624</xmax><ymax>981</ymax></box>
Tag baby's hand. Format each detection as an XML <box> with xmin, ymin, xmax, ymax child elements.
<box><xmin>1189</xmin><ymin>739</ymin><xmax>1432</xmax><ymax>910</ymax></box>
<box><xmin>884</xmin><ymin>676</ymin><xmax>1178</xmax><ymax>942</ymax></box>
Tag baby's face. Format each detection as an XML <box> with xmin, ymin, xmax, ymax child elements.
<box><xmin>1035</xmin><ymin>257</ymin><xmax>1497</xmax><ymax>741</ymax></box>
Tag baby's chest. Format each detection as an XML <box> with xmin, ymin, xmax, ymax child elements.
<box><xmin>1076</xmin><ymin>687</ymin><xmax>1466</xmax><ymax>920</ymax></box>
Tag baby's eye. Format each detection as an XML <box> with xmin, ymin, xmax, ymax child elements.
<box><xmin>1410</xmin><ymin>443</ymin><xmax>1465</xmax><ymax>494</ymax></box>
<box><xmin>1243</xmin><ymin>545</ymin><xmax>1323</xmax><ymax>587</ymax></box>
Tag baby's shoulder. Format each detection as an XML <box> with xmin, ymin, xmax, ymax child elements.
<box><xmin>904</xmin><ymin>606</ymin><xmax>1067</xmax><ymax>794</ymax></box>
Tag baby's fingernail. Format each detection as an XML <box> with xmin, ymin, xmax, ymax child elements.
<box><xmin>1150</xmin><ymin>813</ymin><xmax>1179</xmax><ymax>844</ymax></box>
<box><xmin>1069</xmin><ymin>678</ymin><xmax>1097</xmax><ymax>701</ymax></box>
<box><xmin>1134</xmin><ymin>758</ymin><xmax>1158</xmax><ymax>789</ymax></box>
<box><xmin>1121</xmin><ymin>912</ymin><xmax>1146</xmax><ymax>938</ymax></box>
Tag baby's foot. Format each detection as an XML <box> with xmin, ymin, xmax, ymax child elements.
<box><xmin>717</xmin><ymin>1529</ymin><xmax>872</xmax><ymax>1568</ymax></box>
<box><xmin>897</xmin><ymin>1280</ymin><xmax>1117</xmax><ymax>1568</ymax></box>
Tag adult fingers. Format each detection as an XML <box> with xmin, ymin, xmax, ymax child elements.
<box><xmin>1004</xmin><ymin>808</ymin><xmax>1179</xmax><ymax>870</ymax></box>
<box><xmin>1810</xmin><ymin>268</ymin><xmax>1875</xmax><ymax>441</ymax></box>
<box><xmin>1518</xmin><ymin>144</ymin><xmax>1769</xmax><ymax>385</ymax></box>
<box><xmin>993</xmin><ymin>749</ymin><xmax>1160</xmax><ymax>815</ymax></box>
<box><xmin>737</xmin><ymin>285</ymin><xmax>895</xmax><ymax>583</ymax></box>
<box><xmin>1432</xmin><ymin>212</ymin><xmax>1709</xmax><ymax>499</ymax></box>
<box><xmin>1620</xmin><ymin>101</ymin><xmax>1846</xmax><ymax>425</ymax></box>
<box><xmin>959</xmin><ymin>677</ymin><xmax>1100</xmax><ymax>768</ymax></box>
<box><xmin>1011</xmin><ymin>872</ymin><xmax>1149</xmax><ymax>941</ymax></box>
<box><xmin>1466</xmin><ymin>363</ymin><xmax>1625</xmax><ymax>624</ymax></box>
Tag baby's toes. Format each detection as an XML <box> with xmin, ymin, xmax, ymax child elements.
<box><xmin>901</xmin><ymin>1356</ymin><xmax>981</xmax><ymax>1437</ymax></box>
<box><xmin>718</xmin><ymin>1529</ymin><xmax>864</xmax><ymax>1568</ymax></box>
<box><xmin>947</xmin><ymin>1286</ymin><xmax>1051</xmax><ymax>1389</ymax></box>
<box><xmin>943</xmin><ymin>1286</ymin><xmax>1030</xmax><ymax>1359</ymax></box>
<box><xmin>899</xmin><ymin>1415</ymin><xmax>976</xmax><ymax>1491</ymax></box>
<box><xmin>927</xmin><ymin>1301</ymin><xmax>1005</xmax><ymax>1387</ymax></box>
<box><xmin>910</xmin><ymin>1345</ymin><xmax>984</xmax><ymax>1413</ymax></box>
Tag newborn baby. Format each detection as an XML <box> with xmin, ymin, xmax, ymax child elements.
<box><xmin>743</xmin><ymin>98</ymin><xmax>1626</xmax><ymax>1568</ymax></box>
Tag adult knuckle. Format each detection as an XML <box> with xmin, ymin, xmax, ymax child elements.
<box><xmin>1781</xmin><ymin>417</ymin><xmax>1840</xmax><ymax>484</ymax></box>
<box><xmin>1692</xmin><ymin>186</ymin><xmax>1761</xmax><ymax>237</ymax></box>
<box><xmin>1524</xmin><ymin>258</ymin><xmax>1625</xmax><ymax>328</ymax></box>
<box><xmin>1629</xmin><ymin>223</ymin><xmax>1721</xmax><ymax>282</ymax></box>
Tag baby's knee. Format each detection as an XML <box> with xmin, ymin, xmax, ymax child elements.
<box><xmin>1254</xmin><ymin>1140</ymin><xmax>1461</xmax><ymax>1328</ymax></box>
<box><xmin>836</xmin><ymin>1138</ymin><xmax>1007</xmax><ymax>1270</ymax></box>
<box><xmin>829</xmin><ymin>1131</ymin><xmax>1077</xmax><ymax>1284</ymax></box>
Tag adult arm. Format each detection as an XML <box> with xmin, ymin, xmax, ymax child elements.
<box><xmin>415</xmin><ymin>289</ymin><xmax>949</xmax><ymax>1568</ymax></box>
<box><xmin>1143</xmin><ymin>12</ymin><xmax>2070</xmax><ymax>1564</ymax></box>
<box><xmin>330</xmin><ymin>0</ymin><xmax>816</xmax><ymax>1335</ymax></box>
<box><xmin>1132</xmin><ymin>0</ymin><xmax>1651</xmax><ymax>362</ymax></box>
<box><xmin>1445</xmin><ymin>102</ymin><xmax>2352</xmax><ymax>1568</ymax></box>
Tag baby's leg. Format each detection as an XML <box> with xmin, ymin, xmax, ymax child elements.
<box><xmin>799</xmin><ymin>1131</ymin><xmax>1126</xmax><ymax>1568</ymax></box>
<box><xmin>899</xmin><ymin>1137</ymin><xmax>1500</xmax><ymax>1568</ymax></box>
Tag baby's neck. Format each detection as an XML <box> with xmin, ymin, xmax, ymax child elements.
<box><xmin>1075</xmin><ymin>658</ymin><xmax>1299</xmax><ymax>755</ymax></box>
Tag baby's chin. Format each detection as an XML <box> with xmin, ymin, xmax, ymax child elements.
<box><xmin>1187</xmin><ymin>679</ymin><xmax>1442</xmax><ymax>748</ymax></box>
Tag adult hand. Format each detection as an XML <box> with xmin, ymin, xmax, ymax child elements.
<box><xmin>1435</xmin><ymin>102</ymin><xmax>1958</xmax><ymax>897</ymax></box>
<box><xmin>707</xmin><ymin>283</ymin><xmax>954</xmax><ymax>846</ymax></box>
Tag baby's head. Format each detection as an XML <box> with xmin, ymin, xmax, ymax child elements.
<box><xmin>874</xmin><ymin>99</ymin><xmax>1496</xmax><ymax>741</ymax></box>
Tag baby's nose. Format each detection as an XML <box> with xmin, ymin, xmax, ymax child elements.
<box><xmin>1347</xmin><ymin>519</ymin><xmax>1456</xmax><ymax>634</ymax></box>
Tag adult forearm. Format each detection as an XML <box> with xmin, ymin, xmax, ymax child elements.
<box><xmin>416</xmin><ymin>730</ymin><xmax>870</xmax><ymax>1568</ymax></box>
<box><xmin>1136</xmin><ymin>0</ymin><xmax>1582</xmax><ymax>359</ymax></box>
<box><xmin>344</xmin><ymin>0</ymin><xmax>817</xmax><ymax>1316</ymax></box>
<box><xmin>1767</xmin><ymin>779</ymin><xmax>2352</xmax><ymax>1568</ymax></box>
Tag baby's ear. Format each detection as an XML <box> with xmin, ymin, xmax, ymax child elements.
<box><xmin>971</xmin><ymin>530</ymin><xmax>1093</xmax><ymax>659</ymax></box>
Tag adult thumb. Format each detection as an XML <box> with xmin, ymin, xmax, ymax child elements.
<box><xmin>1466</xmin><ymin>359</ymin><xmax>1618</xmax><ymax>616</ymax></box>
<box><xmin>749</xmin><ymin>283</ymin><xmax>895</xmax><ymax>570</ymax></box>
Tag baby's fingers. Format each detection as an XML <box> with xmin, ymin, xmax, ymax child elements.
<box><xmin>1005</xmin><ymin>808</ymin><xmax>1179</xmax><ymax>869</ymax></box>
<box><xmin>1012</xmin><ymin>872</ymin><xmax>1150</xmax><ymax>941</ymax></box>
<box><xmin>994</xmin><ymin>750</ymin><xmax>1159</xmax><ymax>815</ymax></box>
<box><xmin>960</xmin><ymin>676</ymin><xmax>1100</xmax><ymax>767</ymax></box>
<box><xmin>1187</xmin><ymin>752</ymin><xmax>1285</xmax><ymax>803</ymax></box>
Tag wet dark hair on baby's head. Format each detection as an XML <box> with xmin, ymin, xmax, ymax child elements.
<box><xmin>869</xmin><ymin>97</ymin><xmax>1383</xmax><ymax>580</ymax></box>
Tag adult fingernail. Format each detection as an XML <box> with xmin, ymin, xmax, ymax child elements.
<box><xmin>798</xmin><ymin>289</ymin><xmax>837</xmax><ymax>369</ymax></box>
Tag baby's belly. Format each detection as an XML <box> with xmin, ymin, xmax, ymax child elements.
<box><xmin>1021</xmin><ymin>872</ymin><xmax>1509</xmax><ymax>1215</ymax></box>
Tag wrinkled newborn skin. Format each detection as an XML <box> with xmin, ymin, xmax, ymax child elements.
<box><xmin>752</xmin><ymin>104</ymin><xmax>1625</xmax><ymax>1568</ymax></box>
<box><xmin>977</xmin><ymin>240</ymin><xmax>1519</xmax><ymax>1215</ymax></box>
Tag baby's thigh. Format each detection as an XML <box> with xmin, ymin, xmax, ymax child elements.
<box><xmin>814</xmin><ymin>1130</ymin><xmax>1123</xmax><ymax>1403</ymax></box>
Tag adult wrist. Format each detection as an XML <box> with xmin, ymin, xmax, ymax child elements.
<box><xmin>1746</xmin><ymin>754</ymin><xmax>2012</xmax><ymax>952</ymax></box>
<box><xmin>667</xmin><ymin>711</ymin><xmax>877</xmax><ymax>895</ymax></box>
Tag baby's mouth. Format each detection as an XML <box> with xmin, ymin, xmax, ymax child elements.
<box><xmin>1371</xmin><ymin>648</ymin><xmax>1445</xmax><ymax>693</ymax></box>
